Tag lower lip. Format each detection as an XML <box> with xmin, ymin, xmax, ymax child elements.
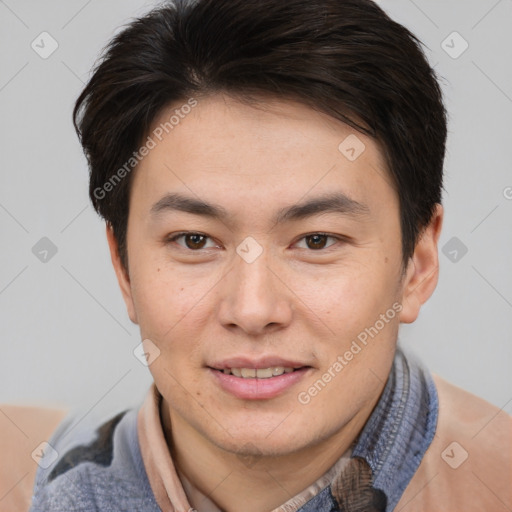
<box><xmin>208</xmin><ymin>367</ymin><xmax>311</xmax><ymax>400</ymax></box>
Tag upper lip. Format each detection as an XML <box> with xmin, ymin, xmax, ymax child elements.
<box><xmin>208</xmin><ymin>356</ymin><xmax>310</xmax><ymax>370</ymax></box>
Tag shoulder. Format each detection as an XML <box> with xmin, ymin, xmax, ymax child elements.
<box><xmin>433</xmin><ymin>374</ymin><xmax>511</xmax><ymax>475</ymax></box>
<box><xmin>0</xmin><ymin>404</ymin><xmax>68</xmax><ymax>512</ymax></box>
<box><xmin>434</xmin><ymin>374</ymin><xmax>511</xmax><ymax>438</ymax></box>
<box><xmin>396</xmin><ymin>375</ymin><xmax>512</xmax><ymax>511</ymax></box>
<box><xmin>25</xmin><ymin>406</ymin><xmax>160</xmax><ymax>512</ymax></box>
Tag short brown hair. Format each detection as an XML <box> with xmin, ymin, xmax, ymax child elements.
<box><xmin>73</xmin><ymin>0</ymin><xmax>447</xmax><ymax>270</ymax></box>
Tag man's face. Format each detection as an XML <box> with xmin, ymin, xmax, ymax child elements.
<box><xmin>119</xmin><ymin>93</ymin><xmax>408</xmax><ymax>457</ymax></box>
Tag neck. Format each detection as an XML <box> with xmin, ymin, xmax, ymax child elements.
<box><xmin>161</xmin><ymin>400</ymin><xmax>378</xmax><ymax>512</ymax></box>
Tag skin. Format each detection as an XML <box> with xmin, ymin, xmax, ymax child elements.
<box><xmin>106</xmin><ymin>93</ymin><xmax>443</xmax><ymax>512</ymax></box>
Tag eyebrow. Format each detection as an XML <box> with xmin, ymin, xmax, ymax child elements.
<box><xmin>150</xmin><ymin>191</ymin><xmax>370</xmax><ymax>226</ymax></box>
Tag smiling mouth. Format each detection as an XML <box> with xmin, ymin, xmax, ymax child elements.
<box><xmin>209</xmin><ymin>366</ymin><xmax>309</xmax><ymax>379</ymax></box>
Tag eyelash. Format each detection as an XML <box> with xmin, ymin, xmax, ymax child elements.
<box><xmin>165</xmin><ymin>232</ymin><xmax>345</xmax><ymax>252</ymax></box>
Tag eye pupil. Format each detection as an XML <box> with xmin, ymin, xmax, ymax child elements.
<box><xmin>306</xmin><ymin>234</ymin><xmax>327</xmax><ymax>250</ymax></box>
<box><xmin>186</xmin><ymin>234</ymin><xmax>206</xmax><ymax>250</ymax></box>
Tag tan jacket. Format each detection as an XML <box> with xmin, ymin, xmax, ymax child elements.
<box><xmin>396</xmin><ymin>375</ymin><xmax>512</xmax><ymax>511</ymax></box>
<box><xmin>1</xmin><ymin>375</ymin><xmax>510</xmax><ymax>512</ymax></box>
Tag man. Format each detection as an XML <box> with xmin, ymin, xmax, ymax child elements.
<box><xmin>1</xmin><ymin>0</ymin><xmax>510</xmax><ymax>511</ymax></box>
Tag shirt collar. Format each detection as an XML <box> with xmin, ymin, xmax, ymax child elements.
<box><xmin>351</xmin><ymin>345</ymin><xmax>438</xmax><ymax>510</ymax></box>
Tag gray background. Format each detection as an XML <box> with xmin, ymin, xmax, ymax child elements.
<box><xmin>1</xmin><ymin>0</ymin><xmax>511</xmax><ymax>420</ymax></box>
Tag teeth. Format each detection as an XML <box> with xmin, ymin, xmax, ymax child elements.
<box><xmin>222</xmin><ymin>367</ymin><xmax>298</xmax><ymax>378</ymax></box>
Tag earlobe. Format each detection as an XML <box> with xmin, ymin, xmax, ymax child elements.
<box><xmin>105</xmin><ymin>224</ymin><xmax>138</xmax><ymax>324</ymax></box>
<box><xmin>399</xmin><ymin>204</ymin><xmax>444</xmax><ymax>324</ymax></box>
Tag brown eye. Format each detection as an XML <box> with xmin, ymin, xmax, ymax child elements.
<box><xmin>167</xmin><ymin>232</ymin><xmax>215</xmax><ymax>251</ymax></box>
<box><xmin>184</xmin><ymin>233</ymin><xmax>207</xmax><ymax>250</ymax></box>
<box><xmin>305</xmin><ymin>234</ymin><xmax>329</xmax><ymax>250</ymax></box>
<box><xmin>294</xmin><ymin>233</ymin><xmax>340</xmax><ymax>251</ymax></box>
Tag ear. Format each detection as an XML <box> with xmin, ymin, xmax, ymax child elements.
<box><xmin>105</xmin><ymin>224</ymin><xmax>138</xmax><ymax>324</ymax></box>
<box><xmin>399</xmin><ymin>204</ymin><xmax>443</xmax><ymax>324</ymax></box>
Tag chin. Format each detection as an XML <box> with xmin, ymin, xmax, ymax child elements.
<box><xmin>215</xmin><ymin>431</ymin><xmax>312</xmax><ymax>459</ymax></box>
<box><xmin>203</xmin><ymin>414</ymin><xmax>324</xmax><ymax>458</ymax></box>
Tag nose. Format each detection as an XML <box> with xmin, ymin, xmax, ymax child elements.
<box><xmin>217</xmin><ymin>246</ymin><xmax>293</xmax><ymax>337</ymax></box>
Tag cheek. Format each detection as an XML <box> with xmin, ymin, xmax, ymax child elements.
<box><xmin>128</xmin><ymin>256</ymin><xmax>179</xmax><ymax>339</ymax></box>
<box><xmin>129</xmin><ymin>256</ymin><xmax>218</xmax><ymax>342</ymax></box>
<box><xmin>293</xmin><ymin>259</ymin><xmax>397</xmax><ymax>333</ymax></box>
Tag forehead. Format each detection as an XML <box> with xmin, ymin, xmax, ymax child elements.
<box><xmin>131</xmin><ymin>93</ymin><xmax>396</xmax><ymax>222</ymax></box>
